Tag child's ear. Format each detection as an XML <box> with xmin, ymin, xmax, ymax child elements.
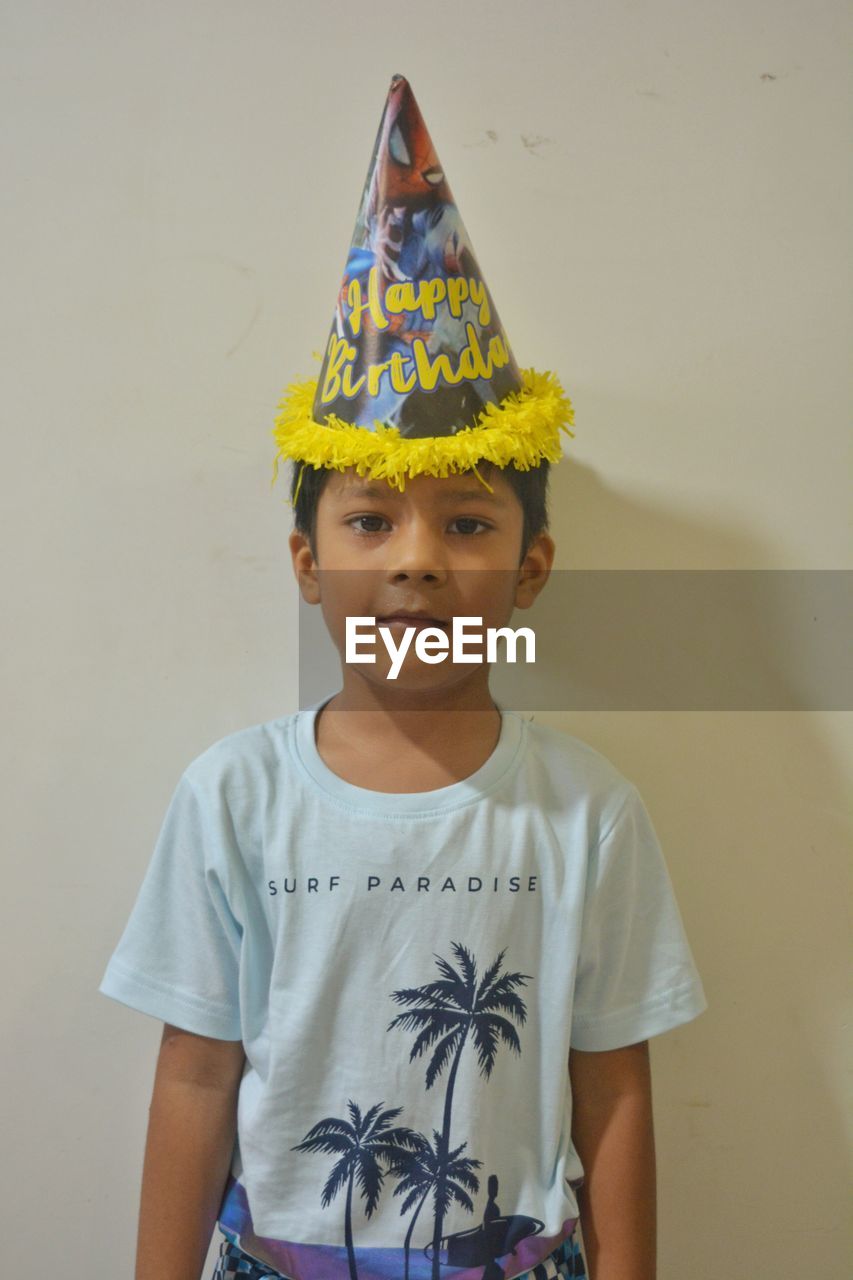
<box><xmin>514</xmin><ymin>532</ymin><xmax>556</xmax><ymax>611</ymax></box>
<box><xmin>288</xmin><ymin>530</ymin><xmax>321</xmax><ymax>605</ymax></box>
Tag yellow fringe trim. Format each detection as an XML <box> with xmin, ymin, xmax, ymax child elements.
<box><xmin>271</xmin><ymin>368</ymin><xmax>575</xmax><ymax>495</ymax></box>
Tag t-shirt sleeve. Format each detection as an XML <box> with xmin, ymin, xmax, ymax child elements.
<box><xmin>570</xmin><ymin>783</ymin><xmax>708</xmax><ymax>1051</ymax></box>
<box><xmin>98</xmin><ymin>770</ymin><xmax>243</xmax><ymax>1040</ymax></box>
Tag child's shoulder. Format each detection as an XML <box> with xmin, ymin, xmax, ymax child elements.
<box><xmin>519</xmin><ymin>713</ymin><xmax>638</xmax><ymax>824</ymax></box>
<box><xmin>521</xmin><ymin>713</ymin><xmax>634</xmax><ymax>787</ymax></box>
<box><xmin>178</xmin><ymin>708</ymin><xmax>298</xmax><ymax>794</ymax></box>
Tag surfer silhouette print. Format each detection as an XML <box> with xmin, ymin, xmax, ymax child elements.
<box><xmin>454</xmin><ymin>1174</ymin><xmax>544</xmax><ymax>1280</ymax></box>
<box><xmin>428</xmin><ymin>1173</ymin><xmax>545</xmax><ymax>1280</ymax></box>
<box><xmin>292</xmin><ymin>942</ymin><xmax>541</xmax><ymax>1280</ymax></box>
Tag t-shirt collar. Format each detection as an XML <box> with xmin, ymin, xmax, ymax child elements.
<box><xmin>292</xmin><ymin>693</ymin><xmax>525</xmax><ymax>817</ymax></box>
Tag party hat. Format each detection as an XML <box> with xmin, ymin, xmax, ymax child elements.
<box><xmin>273</xmin><ymin>74</ymin><xmax>575</xmax><ymax>492</ymax></box>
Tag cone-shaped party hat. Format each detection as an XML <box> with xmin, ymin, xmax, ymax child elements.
<box><xmin>273</xmin><ymin>74</ymin><xmax>575</xmax><ymax>492</ymax></box>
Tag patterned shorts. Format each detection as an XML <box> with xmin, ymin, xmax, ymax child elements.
<box><xmin>211</xmin><ymin>1228</ymin><xmax>587</xmax><ymax>1280</ymax></box>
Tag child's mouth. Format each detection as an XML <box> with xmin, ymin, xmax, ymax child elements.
<box><xmin>378</xmin><ymin>616</ymin><xmax>448</xmax><ymax>631</ymax></box>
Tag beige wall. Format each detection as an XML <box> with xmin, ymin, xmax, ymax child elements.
<box><xmin>3</xmin><ymin>1</ymin><xmax>850</xmax><ymax>1275</ymax></box>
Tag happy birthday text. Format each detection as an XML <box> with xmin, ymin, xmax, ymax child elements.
<box><xmin>319</xmin><ymin>265</ymin><xmax>510</xmax><ymax>406</ymax></box>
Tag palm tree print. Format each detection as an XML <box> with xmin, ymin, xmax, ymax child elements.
<box><xmin>390</xmin><ymin>1128</ymin><xmax>481</xmax><ymax>1280</ymax></box>
<box><xmin>291</xmin><ymin>1100</ymin><xmax>420</xmax><ymax>1280</ymax></box>
<box><xmin>388</xmin><ymin>942</ymin><xmax>532</xmax><ymax>1280</ymax></box>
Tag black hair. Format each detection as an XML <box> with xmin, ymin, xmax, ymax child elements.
<box><xmin>289</xmin><ymin>458</ymin><xmax>551</xmax><ymax>566</ymax></box>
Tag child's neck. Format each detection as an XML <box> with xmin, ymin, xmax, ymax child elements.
<box><xmin>314</xmin><ymin>683</ymin><xmax>503</xmax><ymax>793</ymax></box>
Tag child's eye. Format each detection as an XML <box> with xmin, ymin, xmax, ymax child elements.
<box><xmin>348</xmin><ymin>515</ymin><xmax>389</xmax><ymax>535</ymax></box>
<box><xmin>346</xmin><ymin>515</ymin><xmax>492</xmax><ymax>536</ymax></box>
<box><xmin>448</xmin><ymin>517</ymin><xmax>491</xmax><ymax>535</ymax></box>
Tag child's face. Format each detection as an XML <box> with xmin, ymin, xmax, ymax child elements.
<box><xmin>289</xmin><ymin>467</ymin><xmax>555</xmax><ymax>698</ymax></box>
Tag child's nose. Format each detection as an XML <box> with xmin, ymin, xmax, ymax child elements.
<box><xmin>384</xmin><ymin>521</ymin><xmax>450</xmax><ymax>576</ymax></box>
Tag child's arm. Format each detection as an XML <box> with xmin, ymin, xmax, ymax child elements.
<box><xmin>569</xmin><ymin>1040</ymin><xmax>657</xmax><ymax>1280</ymax></box>
<box><xmin>135</xmin><ymin>1023</ymin><xmax>246</xmax><ymax>1280</ymax></box>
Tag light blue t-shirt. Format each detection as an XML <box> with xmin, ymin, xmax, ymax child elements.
<box><xmin>99</xmin><ymin>696</ymin><xmax>707</xmax><ymax>1280</ymax></box>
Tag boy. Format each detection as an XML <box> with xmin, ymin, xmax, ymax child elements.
<box><xmin>99</xmin><ymin>77</ymin><xmax>707</xmax><ymax>1280</ymax></box>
